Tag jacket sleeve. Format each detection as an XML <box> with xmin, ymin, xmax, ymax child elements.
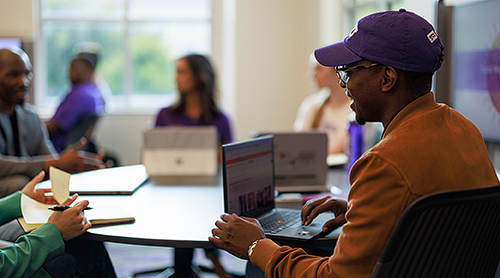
<box><xmin>0</xmin><ymin>223</ymin><xmax>64</xmax><ymax>278</ymax></box>
<box><xmin>0</xmin><ymin>192</ymin><xmax>65</xmax><ymax>277</ymax></box>
<box><xmin>0</xmin><ymin>192</ymin><xmax>23</xmax><ymax>225</ymax></box>
<box><xmin>0</xmin><ymin>156</ymin><xmax>48</xmax><ymax>179</ymax></box>
<box><xmin>250</xmin><ymin>154</ymin><xmax>413</xmax><ymax>278</ymax></box>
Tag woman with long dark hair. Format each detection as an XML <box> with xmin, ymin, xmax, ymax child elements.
<box><xmin>154</xmin><ymin>54</ymin><xmax>233</xmax><ymax>278</ymax></box>
<box><xmin>155</xmin><ymin>54</ymin><xmax>232</xmax><ymax>147</ymax></box>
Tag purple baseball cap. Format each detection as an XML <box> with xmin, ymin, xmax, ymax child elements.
<box><xmin>314</xmin><ymin>9</ymin><xmax>443</xmax><ymax>73</ymax></box>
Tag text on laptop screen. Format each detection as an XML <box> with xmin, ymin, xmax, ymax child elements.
<box><xmin>223</xmin><ymin>136</ymin><xmax>275</xmax><ymax>217</ymax></box>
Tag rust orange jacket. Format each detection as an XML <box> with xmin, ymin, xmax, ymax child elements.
<box><xmin>250</xmin><ymin>92</ymin><xmax>499</xmax><ymax>278</ymax></box>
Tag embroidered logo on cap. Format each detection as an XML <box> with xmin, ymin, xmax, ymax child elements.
<box><xmin>427</xmin><ymin>30</ymin><xmax>438</xmax><ymax>43</ymax></box>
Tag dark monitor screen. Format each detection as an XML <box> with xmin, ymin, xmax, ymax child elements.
<box><xmin>452</xmin><ymin>0</ymin><xmax>500</xmax><ymax>142</ymax></box>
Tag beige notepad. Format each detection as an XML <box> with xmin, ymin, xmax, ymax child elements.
<box><xmin>19</xmin><ymin>178</ymin><xmax>135</xmax><ymax>233</ymax></box>
<box><xmin>18</xmin><ymin>204</ymin><xmax>135</xmax><ymax>232</ymax></box>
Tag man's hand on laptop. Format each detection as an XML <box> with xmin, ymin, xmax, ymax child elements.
<box><xmin>301</xmin><ymin>196</ymin><xmax>347</xmax><ymax>233</ymax></box>
<box><xmin>209</xmin><ymin>213</ymin><xmax>266</xmax><ymax>260</ymax></box>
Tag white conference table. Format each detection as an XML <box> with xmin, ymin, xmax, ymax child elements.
<box><xmin>80</xmin><ymin>167</ymin><xmax>349</xmax><ymax>249</ymax></box>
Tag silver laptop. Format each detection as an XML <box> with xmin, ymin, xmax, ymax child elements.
<box><xmin>257</xmin><ymin>132</ymin><xmax>329</xmax><ymax>193</ymax></box>
<box><xmin>142</xmin><ymin>126</ymin><xmax>218</xmax><ymax>184</ymax></box>
<box><xmin>222</xmin><ymin>135</ymin><xmax>334</xmax><ymax>240</ymax></box>
<box><xmin>37</xmin><ymin>165</ymin><xmax>149</xmax><ymax>195</ymax></box>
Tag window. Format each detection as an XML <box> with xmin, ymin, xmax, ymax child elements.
<box><xmin>345</xmin><ymin>0</ymin><xmax>405</xmax><ymax>29</ymax></box>
<box><xmin>37</xmin><ymin>0</ymin><xmax>212</xmax><ymax>114</ymax></box>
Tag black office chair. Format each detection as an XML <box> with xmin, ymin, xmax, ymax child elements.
<box><xmin>64</xmin><ymin>114</ymin><xmax>100</xmax><ymax>148</ymax></box>
<box><xmin>371</xmin><ymin>184</ymin><xmax>500</xmax><ymax>278</ymax></box>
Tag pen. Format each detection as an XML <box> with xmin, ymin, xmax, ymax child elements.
<box><xmin>48</xmin><ymin>205</ymin><xmax>93</xmax><ymax>211</ymax></box>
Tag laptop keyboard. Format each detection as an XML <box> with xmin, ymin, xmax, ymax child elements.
<box><xmin>259</xmin><ymin>210</ymin><xmax>301</xmax><ymax>234</ymax></box>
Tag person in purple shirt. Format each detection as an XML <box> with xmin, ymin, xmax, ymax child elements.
<box><xmin>155</xmin><ymin>54</ymin><xmax>233</xmax><ymax>147</ymax></box>
<box><xmin>154</xmin><ymin>54</ymin><xmax>233</xmax><ymax>278</ymax></box>
<box><xmin>46</xmin><ymin>52</ymin><xmax>104</xmax><ymax>153</ymax></box>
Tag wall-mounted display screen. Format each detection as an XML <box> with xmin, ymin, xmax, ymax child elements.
<box><xmin>452</xmin><ymin>0</ymin><xmax>500</xmax><ymax>142</ymax></box>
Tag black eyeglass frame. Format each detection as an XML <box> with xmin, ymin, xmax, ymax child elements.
<box><xmin>335</xmin><ymin>63</ymin><xmax>380</xmax><ymax>84</ymax></box>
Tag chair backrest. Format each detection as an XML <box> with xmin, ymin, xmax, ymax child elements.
<box><xmin>65</xmin><ymin>114</ymin><xmax>100</xmax><ymax>148</ymax></box>
<box><xmin>371</xmin><ymin>184</ymin><xmax>500</xmax><ymax>278</ymax></box>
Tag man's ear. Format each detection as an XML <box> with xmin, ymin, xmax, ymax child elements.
<box><xmin>381</xmin><ymin>66</ymin><xmax>398</xmax><ymax>92</ymax></box>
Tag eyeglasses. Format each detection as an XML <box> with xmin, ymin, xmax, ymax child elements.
<box><xmin>335</xmin><ymin>63</ymin><xmax>380</xmax><ymax>84</ymax></box>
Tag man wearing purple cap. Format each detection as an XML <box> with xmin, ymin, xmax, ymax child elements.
<box><xmin>209</xmin><ymin>10</ymin><xmax>500</xmax><ymax>278</ymax></box>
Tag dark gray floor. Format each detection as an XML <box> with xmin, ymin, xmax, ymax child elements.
<box><xmin>105</xmin><ymin>242</ymin><xmax>247</xmax><ymax>278</ymax></box>
<box><xmin>106</xmin><ymin>241</ymin><xmax>500</xmax><ymax>278</ymax></box>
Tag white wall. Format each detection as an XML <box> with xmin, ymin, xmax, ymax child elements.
<box><xmin>0</xmin><ymin>0</ymin><xmax>36</xmax><ymax>40</ymax></box>
<box><xmin>232</xmin><ymin>0</ymin><xmax>321</xmax><ymax>140</ymax></box>
<box><xmin>45</xmin><ymin>0</ymin><xmax>451</xmax><ymax>166</ymax></box>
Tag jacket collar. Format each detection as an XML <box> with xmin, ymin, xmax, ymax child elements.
<box><xmin>383</xmin><ymin>92</ymin><xmax>440</xmax><ymax>138</ymax></box>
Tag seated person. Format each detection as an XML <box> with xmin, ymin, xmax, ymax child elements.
<box><xmin>294</xmin><ymin>53</ymin><xmax>352</xmax><ymax>154</ymax></box>
<box><xmin>155</xmin><ymin>54</ymin><xmax>233</xmax><ymax>146</ymax></box>
<box><xmin>46</xmin><ymin>52</ymin><xmax>104</xmax><ymax>153</ymax></box>
<box><xmin>154</xmin><ymin>54</ymin><xmax>233</xmax><ymax>277</ymax></box>
<box><xmin>294</xmin><ymin>53</ymin><xmax>382</xmax><ymax>161</ymax></box>
<box><xmin>0</xmin><ymin>48</ymin><xmax>104</xmax><ymax>198</ymax></box>
<box><xmin>209</xmin><ymin>10</ymin><xmax>500</xmax><ymax>278</ymax></box>
<box><xmin>0</xmin><ymin>171</ymin><xmax>116</xmax><ymax>277</ymax></box>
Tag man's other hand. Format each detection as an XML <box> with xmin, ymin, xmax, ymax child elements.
<box><xmin>209</xmin><ymin>213</ymin><xmax>265</xmax><ymax>259</ymax></box>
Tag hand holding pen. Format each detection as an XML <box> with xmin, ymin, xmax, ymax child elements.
<box><xmin>48</xmin><ymin>205</ymin><xmax>93</xmax><ymax>211</ymax></box>
<box><xmin>47</xmin><ymin>193</ymin><xmax>92</xmax><ymax>241</ymax></box>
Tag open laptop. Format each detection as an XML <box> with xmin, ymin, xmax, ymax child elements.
<box><xmin>37</xmin><ymin>164</ymin><xmax>149</xmax><ymax>195</ymax></box>
<box><xmin>256</xmin><ymin>132</ymin><xmax>329</xmax><ymax>193</ymax></box>
<box><xmin>222</xmin><ymin>135</ymin><xmax>334</xmax><ymax>240</ymax></box>
<box><xmin>142</xmin><ymin>126</ymin><xmax>219</xmax><ymax>184</ymax></box>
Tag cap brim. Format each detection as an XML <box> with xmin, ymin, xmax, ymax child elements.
<box><xmin>314</xmin><ymin>41</ymin><xmax>363</xmax><ymax>67</ymax></box>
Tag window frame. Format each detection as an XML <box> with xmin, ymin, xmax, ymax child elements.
<box><xmin>34</xmin><ymin>0</ymin><xmax>216</xmax><ymax>116</ymax></box>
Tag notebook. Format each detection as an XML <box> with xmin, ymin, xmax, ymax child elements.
<box><xmin>18</xmin><ymin>194</ymin><xmax>135</xmax><ymax>232</ymax></box>
<box><xmin>142</xmin><ymin>126</ymin><xmax>219</xmax><ymax>184</ymax></box>
<box><xmin>37</xmin><ymin>164</ymin><xmax>149</xmax><ymax>195</ymax></box>
<box><xmin>222</xmin><ymin>135</ymin><xmax>334</xmax><ymax>241</ymax></box>
<box><xmin>257</xmin><ymin>132</ymin><xmax>330</xmax><ymax>193</ymax></box>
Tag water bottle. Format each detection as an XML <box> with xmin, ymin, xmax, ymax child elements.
<box><xmin>346</xmin><ymin>113</ymin><xmax>364</xmax><ymax>171</ymax></box>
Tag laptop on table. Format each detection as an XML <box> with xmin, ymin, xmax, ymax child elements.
<box><xmin>142</xmin><ymin>126</ymin><xmax>219</xmax><ymax>184</ymax></box>
<box><xmin>37</xmin><ymin>164</ymin><xmax>149</xmax><ymax>195</ymax></box>
<box><xmin>270</xmin><ymin>132</ymin><xmax>330</xmax><ymax>193</ymax></box>
<box><xmin>222</xmin><ymin>135</ymin><xmax>334</xmax><ymax>241</ymax></box>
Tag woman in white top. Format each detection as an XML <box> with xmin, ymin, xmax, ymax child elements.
<box><xmin>294</xmin><ymin>54</ymin><xmax>351</xmax><ymax>154</ymax></box>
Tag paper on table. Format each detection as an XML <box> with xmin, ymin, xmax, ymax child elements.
<box><xmin>49</xmin><ymin>166</ymin><xmax>70</xmax><ymax>204</ymax></box>
<box><xmin>19</xmin><ymin>167</ymin><xmax>136</xmax><ymax>232</ymax></box>
<box><xmin>20</xmin><ymin>194</ymin><xmax>51</xmax><ymax>224</ymax></box>
<box><xmin>18</xmin><ymin>197</ymin><xmax>135</xmax><ymax>232</ymax></box>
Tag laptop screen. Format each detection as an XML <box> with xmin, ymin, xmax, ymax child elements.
<box><xmin>222</xmin><ymin>135</ymin><xmax>275</xmax><ymax>218</ymax></box>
